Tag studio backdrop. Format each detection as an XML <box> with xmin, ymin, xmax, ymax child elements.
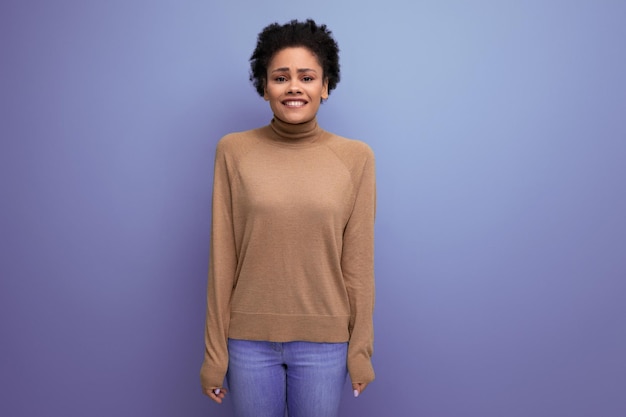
<box><xmin>1</xmin><ymin>1</ymin><xmax>624</xmax><ymax>416</ymax></box>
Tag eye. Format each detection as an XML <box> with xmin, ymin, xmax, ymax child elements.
<box><xmin>302</xmin><ymin>76</ymin><xmax>314</xmax><ymax>82</ymax></box>
<box><xmin>274</xmin><ymin>76</ymin><xmax>287</xmax><ymax>82</ymax></box>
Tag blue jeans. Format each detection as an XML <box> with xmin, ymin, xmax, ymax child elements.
<box><xmin>226</xmin><ymin>339</ymin><xmax>348</xmax><ymax>417</ymax></box>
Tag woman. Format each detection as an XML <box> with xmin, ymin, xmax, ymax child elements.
<box><xmin>200</xmin><ymin>19</ymin><xmax>375</xmax><ymax>417</ymax></box>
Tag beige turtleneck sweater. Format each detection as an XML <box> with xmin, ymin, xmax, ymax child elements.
<box><xmin>200</xmin><ymin>117</ymin><xmax>375</xmax><ymax>390</ymax></box>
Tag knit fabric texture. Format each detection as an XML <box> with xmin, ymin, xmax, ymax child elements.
<box><xmin>201</xmin><ymin>117</ymin><xmax>376</xmax><ymax>390</ymax></box>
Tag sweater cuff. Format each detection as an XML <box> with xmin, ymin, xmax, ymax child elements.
<box><xmin>200</xmin><ymin>362</ymin><xmax>227</xmax><ymax>390</ymax></box>
<box><xmin>347</xmin><ymin>353</ymin><xmax>375</xmax><ymax>385</ymax></box>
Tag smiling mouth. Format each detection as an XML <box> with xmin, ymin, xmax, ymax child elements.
<box><xmin>282</xmin><ymin>100</ymin><xmax>307</xmax><ymax>108</ymax></box>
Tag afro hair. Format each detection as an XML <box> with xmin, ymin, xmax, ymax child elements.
<box><xmin>249</xmin><ymin>19</ymin><xmax>340</xmax><ymax>98</ymax></box>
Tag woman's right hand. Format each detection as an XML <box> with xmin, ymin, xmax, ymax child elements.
<box><xmin>204</xmin><ymin>387</ymin><xmax>227</xmax><ymax>404</ymax></box>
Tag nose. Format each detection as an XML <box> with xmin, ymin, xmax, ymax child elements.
<box><xmin>287</xmin><ymin>80</ymin><xmax>301</xmax><ymax>94</ymax></box>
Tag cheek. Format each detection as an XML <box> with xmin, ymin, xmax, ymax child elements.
<box><xmin>266</xmin><ymin>86</ymin><xmax>282</xmax><ymax>100</ymax></box>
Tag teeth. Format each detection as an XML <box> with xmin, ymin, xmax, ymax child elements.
<box><xmin>284</xmin><ymin>101</ymin><xmax>305</xmax><ymax>107</ymax></box>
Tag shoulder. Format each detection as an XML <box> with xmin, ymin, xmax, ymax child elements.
<box><xmin>216</xmin><ymin>127</ymin><xmax>265</xmax><ymax>157</ymax></box>
<box><xmin>324</xmin><ymin>132</ymin><xmax>375</xmax><ymax>163</ymax></box>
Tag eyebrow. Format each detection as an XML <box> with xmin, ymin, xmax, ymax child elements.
<box><xmin>270</xmin><ymin>67</ymin><xmax>318</xmax><ymax>74</ymax></box>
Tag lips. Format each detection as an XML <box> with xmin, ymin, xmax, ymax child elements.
<box><xmin>282</xmin><ymin>100</ymin><xmax>307</xmax><ymax>108</ymax></box>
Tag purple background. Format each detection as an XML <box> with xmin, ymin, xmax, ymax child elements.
<box><xmin>1</xmin><ymin>1</ymin><xmax>625</xmax><ymax>416</ymax></box>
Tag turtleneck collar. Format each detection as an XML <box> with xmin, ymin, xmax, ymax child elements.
<box><xmin>265</xmin><ymin>116</ymin><xmax>324</xmax><ymax>147</ymax></box>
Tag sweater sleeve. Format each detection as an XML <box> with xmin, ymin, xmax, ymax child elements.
<box><xmin>342</xmin><ymin>147</ymin><xmax>376</xmax><ymax>385</ymax></box>
<box><xmin>200</xmin><ymin>140</ymin><xmax>237</xmax><ymax>390</ymax></box>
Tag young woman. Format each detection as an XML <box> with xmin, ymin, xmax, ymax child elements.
<box><xmin>200</xmin><ymin>19</ymin><xmax>376</xmax><ymax>417</ymax></box>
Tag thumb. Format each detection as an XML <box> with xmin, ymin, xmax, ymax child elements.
<box><xmin>352</xmin><ymin>383</ymin><xmax>366</xmax><ymax>397</ymax></box>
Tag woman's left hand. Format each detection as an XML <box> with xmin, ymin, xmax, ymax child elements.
<box><xmin>352</xmin><ymin>382</ymin><xmax>368</xmax><ymax>398</ymax></box>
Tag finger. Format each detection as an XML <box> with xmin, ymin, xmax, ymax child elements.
<box><xmin>352</xmin><ymin>383</ymin><xmax>360</xmax><ymax>397</ymax></box>
<box><xmin>204</xmin><ymin>388</ymin><xmax>227</xmax><ymax>404</ymax></box>
<box><xmin>206</xmin><ymin>390</ymin><xmax>221</xmax><ymax>404</ymax></box>
<box><xmin>209</xmin><ymin>392</ymin><xmax>223</xmax><ymax>404</ymax></box>
<box><xmin>352</xmin><ymin>383</ymin><xmax>368</xmax><ymax>397</ymax></box>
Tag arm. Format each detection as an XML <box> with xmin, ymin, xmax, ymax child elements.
<box><xmin>200</xmin><ymin>141</ymin><xmax>237</xmax><ymax>401</ymax></box>
<box><xmin>342</xmin><ymin>148</ymin><xmax>376</xmax><ymax>394</ymax></box>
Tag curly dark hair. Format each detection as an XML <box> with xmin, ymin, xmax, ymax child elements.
<box><xmin>249</xmin><ymin>19</ymin><xmax>340</xmax><ymax>98</ymax></box>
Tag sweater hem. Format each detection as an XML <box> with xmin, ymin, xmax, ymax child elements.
<box><xmin>229</xmin><ymin>311</ymin><xmax>350</xmax><ymax>342</ymax></box>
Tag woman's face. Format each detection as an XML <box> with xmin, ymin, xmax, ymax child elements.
<box><xmin>264</xmin><ymin>47</ymin><xmax>329</xmax><ymax>124</ymax></box>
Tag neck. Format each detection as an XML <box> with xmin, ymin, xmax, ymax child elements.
<box><xmin>268</xmin><ymin>117</ymin><xmax>321</xmax><ymax>145</ymax></box>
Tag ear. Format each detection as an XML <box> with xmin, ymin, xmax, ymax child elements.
<box><xmin>263</xmin><ymin>79</ymin><xmax>270</xmax><ymax>101</ymax></box>
<box><xmin>321</xmin><ymin>78</ymin><xmax>329</xmax><ymax>100</ymax></box>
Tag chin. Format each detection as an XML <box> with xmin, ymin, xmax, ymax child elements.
<box><xmin>280</xmin><ymin>114</ymin><xmax>313</xmax><ymax>124</ymax></box>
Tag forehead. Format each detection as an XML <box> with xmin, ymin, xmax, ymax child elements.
<box><xmin>268</xmin><ymin>47</ymin><xmax>322</xmax><ymax>70</ymax></box>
